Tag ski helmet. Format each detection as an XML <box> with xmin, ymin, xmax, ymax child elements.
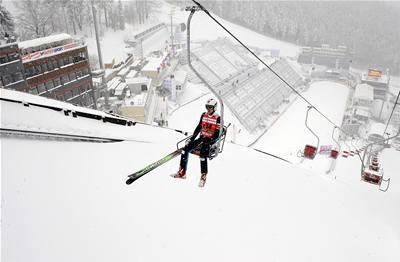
<box><xmin>205</xmin><ymin>98</ymin><xmax>217</xmax><ymax>111</ymax></box>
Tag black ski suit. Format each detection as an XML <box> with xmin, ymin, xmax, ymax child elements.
<box><xmin>179</xmin><ymin>112</ymin><xmax>221</xmax><ymax>174</ymax></box>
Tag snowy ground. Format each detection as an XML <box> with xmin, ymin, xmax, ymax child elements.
<box><xmin>2</xmin><ymin>1</ymin><xmax>400</xmax><ymax>261</ymax></box>
<box><xmin>1</xmin><ymin>88</ymin><xmax>400</xmax><ymax>262</ymax></box>
<box><xmin>156</xmin><ymin>0</ymin><xmax>300</xmax><ymax>57</ymax></box>
<box><xmin>253</xmin><ymin>81</ymin><xmax>349</xmax><ymax>171</ymax></box>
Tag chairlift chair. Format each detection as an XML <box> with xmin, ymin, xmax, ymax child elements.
<box><xmin>361</xmin><ymin>147</ymin><xmax>390</xmax><ymax>192</ymax></box>
<box><xmin>330</xmin><ymin>126</ymin><xmax>341</xmax><ymax>159</ymax></box>
<box><xmin>299</xmin><ymin>106</ymin><xmax>320</xmax><ymax>159</ymax></box>
<box><xmin>176</xmin><ymin>124</ymin><xmax>230</xmax><ymax>160</ymax></box>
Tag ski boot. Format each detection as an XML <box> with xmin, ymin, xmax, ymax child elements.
<box><xmin>198</xmin><ymin>173</ymin><xmax>207</xmax><ymax>187</ymax></box>
<box><xmin>171</xmin><ymin>167</ymin><xmax>186</xmax><ymax>179</ymax></box>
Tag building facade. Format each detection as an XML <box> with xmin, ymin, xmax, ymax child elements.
<box><xmin>0</xmin><ymin>43</ymin><xmax>27</xmax><ymax>91</ymax></box>
<box><xmin>298</xmin><ymin>44</ymin><xmax>354</xmax><ymax>70</ymax></box>
<box><xmin>360</xmin><ymin>69</ymin><xmax>390</xmax><ymax>101</ymax></box>
<box><xmin>1</xmin><ymin>34</ymin><xmax>96</xmax><ymax>108</ymax></box>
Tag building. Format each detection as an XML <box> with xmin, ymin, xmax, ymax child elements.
<box><xmin>367</xmin><ymin>122</ymin><xmax>386</xmax><ymax>143</ymax></box>
<box><xmin>0</xmin><ymin>43</ymin><xmax>27</xmax><ymax>91</ymax></box>
<box><xmin>361</xmin><ymin>69</ymin><xmax>390</xmax><ymax>101</ymax></box>
<box><xmin>17</xmin><ymin>34</ymin><xmax>95</xmax><ymax>108</ymax></box>
<box><xmin>174</xmin><ymin>69</ymin><xmax>187</xmax><ymax>92</ymax></box>
<box><xmin>119</xmin><ymin>93</ymin><xmax>149</xmax><ymax>122</ymax></box>
<box><xmin>353</xmin><ymin>83</ymin><xmax>374</xmax><ymax>108</ymax></box>
<box><xmin>298</xmin><ymin>44</ymin><xmax>353</xmax><ymax>69</ymax></box>
<box><xmin>126</xmin><ymin>77</ymin><xmax>151</xmax><ymax>94</ymax></box>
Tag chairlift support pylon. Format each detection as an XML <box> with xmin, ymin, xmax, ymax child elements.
<box><xmin>298</xmin><ymin>106</ymin><xmax>320</xmax><ymax>159</ymax></box>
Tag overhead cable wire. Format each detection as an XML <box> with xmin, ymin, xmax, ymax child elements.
<box><xmin>383</xmin><ymin>89</ymin><xmax>400</xmax><ymax>135</ymax></box>
<box><xmin>191</xmin><ymin>0</ymin><xmax>359</xmax><ymax>148</ymax></box>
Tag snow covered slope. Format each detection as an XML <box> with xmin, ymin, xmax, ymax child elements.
<box><xmin>155</xmin><ymin>0</ymin><xmax>300</xmax><ymax>57</ymax></box>
<box><xmin>1</xmin><ymin>89</ymin><xmax>399</xmax><ymax>262</ymax></box>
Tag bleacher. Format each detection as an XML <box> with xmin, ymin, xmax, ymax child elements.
<box><xmin>190</xmin><ymin>38</ymin><xmax>304</xmax><ymax>133</ymax></box>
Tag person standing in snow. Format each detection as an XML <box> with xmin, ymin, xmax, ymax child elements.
<box><xmin>172</xmin><ymin>98</ymin><xmax>221</xmax><ymax>187</ymax></box>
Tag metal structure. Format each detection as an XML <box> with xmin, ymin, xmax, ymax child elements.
<box><xmin>185</xmin><ymin>4</ymin><xmax>226</xmax><ymax>156</ymax></box>
<box><xmin>330</xmin><ymin>126</ymin><xmax>341</xmax><ymax>159</ymax></box>
<box><xmin>298</xmin><ymin>106</ymin><xmax>320</xmax><ymax>159</ymax></box>
<box><xmin>360</xmin><ymin>128</ymin><xmax>399</xmax><ymax>192</ymax></box>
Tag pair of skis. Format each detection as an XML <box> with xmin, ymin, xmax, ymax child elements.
<box><xmin>125</xmin><ymin>148</ymin><xmax>183</xmax><ymax>185</ymax></box>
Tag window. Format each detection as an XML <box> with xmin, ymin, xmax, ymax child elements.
<box><xmin>25</xmin><ymin>67</ymin><xmax>33</xmax><ymax>77</ymax></box>
<box><xmin>0</xmin><ymin>55</ymin><xmax>8</xmax><ymax>64</ymax></box>
<box><xmin>41</xmin><ymin>63</ymin><xmax>48</xmax><ymax>72</ymax></box>
<box><xmin>0</xmin><ymin>77</ymin><xmax>4</xmax><ymax>87</ymax></box>
<box><xmin>54</xmin><ymin>78</ymin><xmax>61</xmax><ymax>87</ymax></box>
<box><xmin>13</xmin><ymin>72</ymin><xmax>23</xmax><ymax>82</ymax></box>
<box><xmin>38</xmin><ymin>83</ymin><xmax>46</xmax><ymax>94</ymax></box>
<box><xmin>69</xmin><ymin>56</ymin><xmax>73</xmax><ymax>64</ymax></box>
<box><xmin>46</xmin><ymin>80</ymin><xmax>54</xmax><ymax>90</ymax></box>
<box><xmin>30</xmin><ymin>87</ymin><xmax>38</xmax><ymax>95</ymax></box>
<box><xmin>63</xmin><ymin>57</ymin><xmax>69</xmax><ymax>66</ymax></box>
<box><xmin>35</xmin><ymin>65</ymin><xmax>42</xmax><ymax>74</ymax></box>
<box><xmin>2</xmin><ymin>75</ymin><xmax>11</xmax><ymax>86</ymax></box>
<box><xmin>59</xmin><ymin>59</ymin><xmax>64</xmax><ymax>67</ymax></box>
<box><xmin>9</xmin><ymin>53</ymin><xmax>19</xmax><ymax>61</ymax></box>
<box><xmin>53</xmin><ymin>60</ymin><xmax>58</xmax><ymax>69</ymax></box>
<box><xmin>64</xmin><ymin>91</ymin><xmax>72</xmax><ymax>100</ymax></box>
<box><xmin>47</xmin><ymin>61</ymin><xmax>54</xmax><ymax>71</ymax></box>
<box><xmin>72</xmin><ymin>88</ymin><xmax>80</xmax><ymax>97</ymax></box>
<box><xmin>69</xmin><ymin>72</ymin><xmax>76</xmax><ymax>81</ymax></box>
<box><xmin>76</xmin><ymin>71</ymin><xmax>82</xmax><ymax>78</ymax></box>
<box><xmin>61</xmin><ymin>75</ymin><xmax>69</xmax><ymax>84</ymax></box>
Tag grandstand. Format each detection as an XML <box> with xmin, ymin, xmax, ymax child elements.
<box><xmin>190</xmin><ymin>38</ymin><xmax>304</xmax><ymax>133</ymax></box>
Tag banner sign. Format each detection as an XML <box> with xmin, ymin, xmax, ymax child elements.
<box><xmin>22</xmin><ymin>42</ymin><xmax>80</xmax><ymax>62</ymax></box>
<box><xmin>319</xmin><ymin>145</ymin><xmax>333</xmax><ymax>154</ymax></box>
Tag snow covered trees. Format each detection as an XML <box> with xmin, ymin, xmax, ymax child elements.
<box><xmin>203</xmin><ymin>1</ymin><xmax>400</xmax><ymax>74</ymax></box>
<box><xmin>0</xmin><ymin>0</ymin><xmax>15</xmax><ymax>41</ymax></box>
<box><xmin>10</xmin><ymin>0</ymin><xmax>153</xmax><ymax>40</ymax></box>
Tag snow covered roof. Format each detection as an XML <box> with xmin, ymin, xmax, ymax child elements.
<box><xmin>173</xmin><ymin>70</ymin><xmax>187</xmax><ymax>84</ymax></box>
<box><xmin>107</xmin><ymin>77</ymin><xmax>122</xmax><ymax>91</ymax></box>
<box><xmin>354</xmin><ymin>83</ymin><xmax>374</xmax><ymax>101</ymax></box>
<box><xmin>126</xmin><ymin>77</ymin><xmax>150</xmax><ymax>85</ymax></box>
<box><xmin>141</xmin><ymin>55</ymin><xmax>166</xmax><ymax>72</ymax></box>
<box><xmin>361</xmin><ymin>73</ymin><xmax>389</xmax><ymax>85</ymax></box>
<box><xmin>114</xmin><ymin>82</ymin><xmax>128</xmax><ymax>96</ymax></box>
<box><xmin>354</xmin><ymin>106</ymin><xmax>371</xmax><ymax>118</ymax></box>
<box><xmin>368</xmin><ymin>122</ymin><xmax>386</xmax><ymax>136</ymax></box>
<box><xmin>117</xmin><ymin>67</ymin><xmax>130</xmax><ymax>77</ymax></box>
<box><xmin>18</xmin><ymin>33</ymin><xmax>72</xmax><ymax>50</ymax></box>
<box><xmin>124</xmin><ymin>92</ymin><xmax>148</xmax><ymax>106</ymax></box>
<box><xmin>126</xmin><ymin>70</ymin><xmax>138</xmax><ymax>79</ymax></box>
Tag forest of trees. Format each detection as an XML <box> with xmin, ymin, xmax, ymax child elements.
<box><xmin>0</xmin><ymin>0</ymin><xmax>14</xmax><ymax>40</ymax></box>
<box><xmin>176</xmin><ymin>1</ymin><xmax>400</xmax><ymax>74</ymax></box>
<box><xmin>0</xmin><ymin>0</ymin><xmax>154</xmax><ymax>41</ymax></box>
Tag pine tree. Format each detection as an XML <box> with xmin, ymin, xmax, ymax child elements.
<box><xmin>118</xmin><ymin>0</ymin><xmax>125</xmax><ymax>30</ymax></box>
<box><xmin>0</xmin><ymin>0</ymin><xmax>15</xmax><ymax>41</ymax></box>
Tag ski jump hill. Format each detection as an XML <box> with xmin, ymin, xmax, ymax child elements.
<box><xmin>1</xmin><ymin>88</ymin><xmax>399</xmax><ymax>261</ymax></box>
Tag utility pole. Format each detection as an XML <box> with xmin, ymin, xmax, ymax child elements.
<box><xmin>169</xmin><ymin>7</ymin><xmax>176</xmax><ymax>53</ymax></box>
<box><xmin>91</xmin><ymin>1</ymin><xmax>104</xmax><ymax>69</ymax></box>
<box><xmin>91</xmin><ymin>0</ymin><xmax>109</xmax><ymax>110</ymax></box>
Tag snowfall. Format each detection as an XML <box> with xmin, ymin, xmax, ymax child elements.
<box><xmin>1</xmin><ymin>1</ymin><xmax>400</xmax><ymax>262</ymax></box>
